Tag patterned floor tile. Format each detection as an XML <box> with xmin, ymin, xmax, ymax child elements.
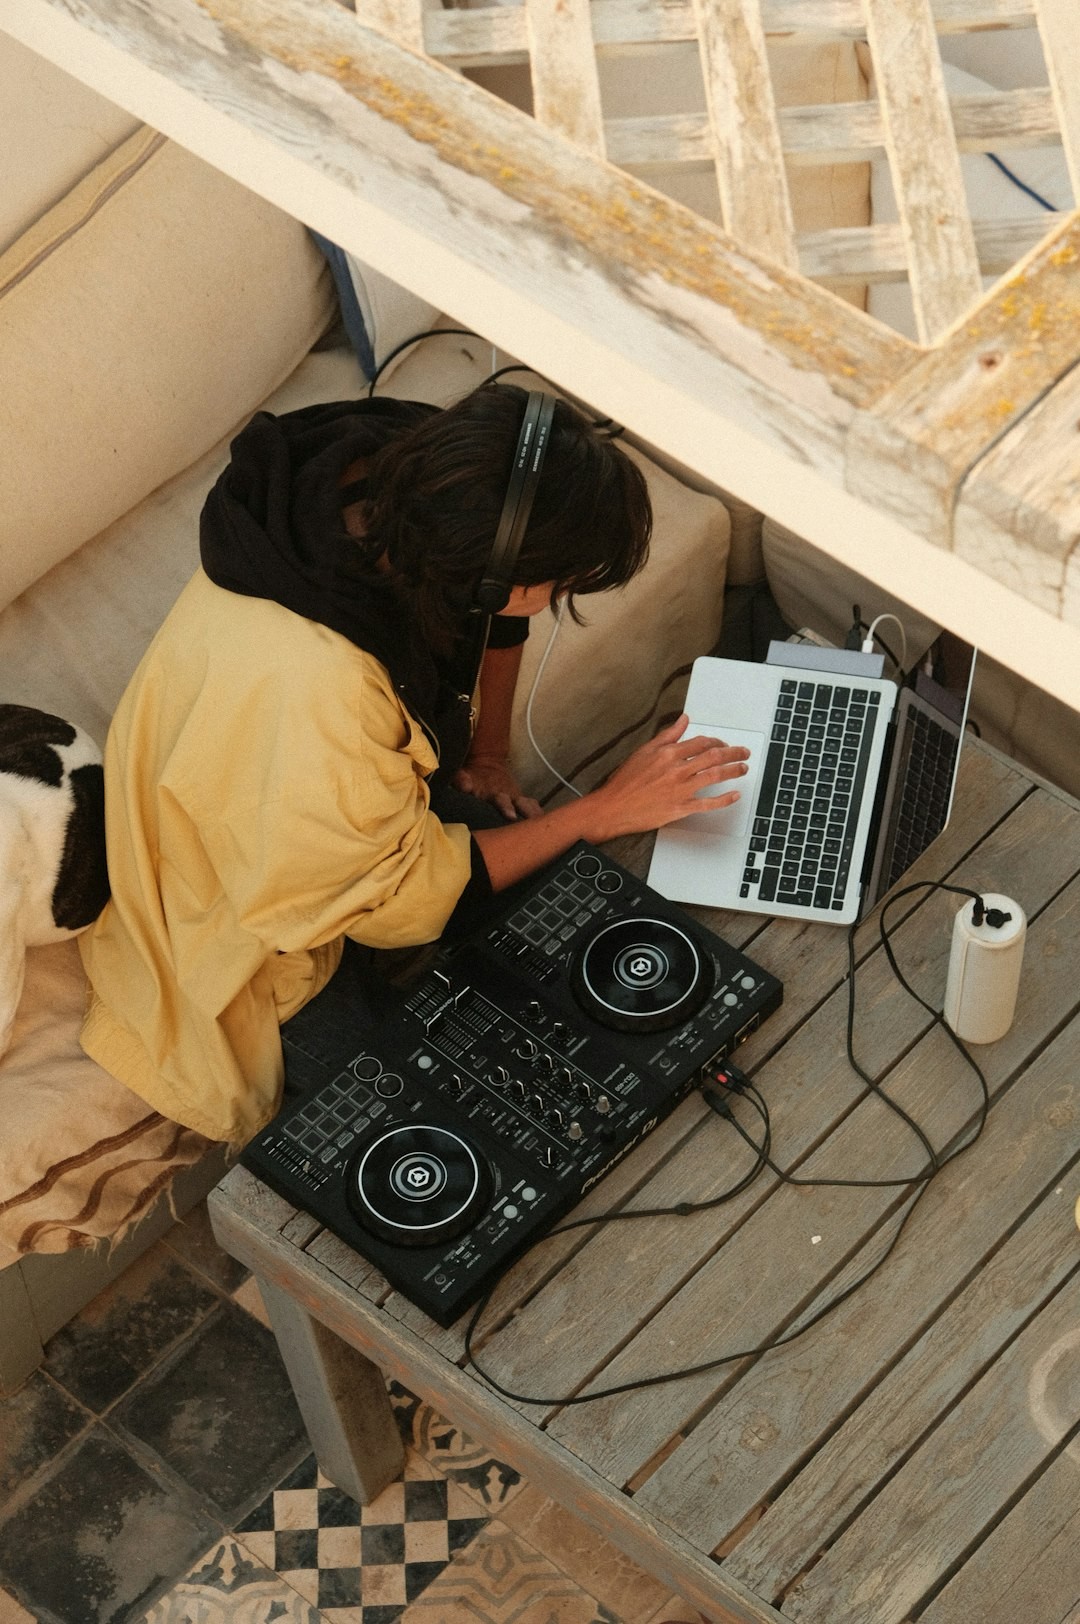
<box><xmin>135</xmin><ymin>1537</ymin><xmax>320</xmax><ymax>1623</ymax></box>
<box><xmin>395</xmin><ymin>1521</ymin><xmax>622</xmax><ymax>1623</ymax></box>
<box><xmin>388</xmin><ymin>1382</ymin><xmax>524</xmax><ymax>1514</ymax></box>
<box><xmin>111</xmin><ymin>1299</ymin><xmax>309</xmax><ymax>1524</ymax></box>
<box><xmin>233</xmin><ymin>1449</ymin><xmax>489</xmax><ymax>1622</ymax></box>
<box><xmin>642</xmin><ymin>1599</ymin><xmax>706</xmax><ymax>1624</ymax></box>
<box><xmin>500</xmin><ymin>1486</ymin><xmax>670</xmax><ymax>1623</ymax></box>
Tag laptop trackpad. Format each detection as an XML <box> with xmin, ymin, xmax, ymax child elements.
<box><xmin>684</xmin><ymin>723</ymin><xmax>765</xmax><ymax>839</ymax></box>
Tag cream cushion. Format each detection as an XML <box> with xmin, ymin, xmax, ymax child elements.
<box><xmin>0</xmin><ymin>125</ymin><xmax>335</xmax><ymax>612</ymax></box>
<box><xmin>0</xmin><ymin>31</ymin><xmax>139</xmax><ymax>255</ymax></box>
<box><xmin>0</xmin><ymin>941</ymin><xmax>211</xmax><ymax>1262</ymax></box>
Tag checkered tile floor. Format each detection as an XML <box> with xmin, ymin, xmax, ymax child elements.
<box><xmin>235</xmin><ymin>1451</ymin><xmax>488</xmax><ymax>1620</ymax></box>
<box><xmin>0</xmin><ymin>1208</ymin><xmax>700</xmax><ymax>1624</ymax></box>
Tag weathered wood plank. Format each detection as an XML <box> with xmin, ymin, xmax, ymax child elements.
<box><xmin>863</xmin><ymin>0</ymin><xmax>983</xmax><ymax>341</ymax></box>
<box><xmin>377</xmin><ymin>746</ymin><xmax>1033</xmax><ymax>1368</ymax></box>
<box><xmin>607</xmin><ymin>88</ymin><xmax>1061</xmax><ymax>170</ymax></box>
<box><xmin>538</xmin><ymin>789</ymin><xmax>1080</xmax><ymax>1481</ymax></box>
<box><xmin>3</xmin><ymin>0</ymin><xmax>909</xmax><ymax>487</ymax></box>
<box><xmin>798</xmin><ymin>214</ymin><xmax>1064</xmax><ymax>282</ymax></box>
<box><xmin>690</xmin><ymin>0</ymin><xmax>798</xmax><ymax>268</ymax></box>
<box><xmin>1033</xmin><ymin>0</ymin><xmax>1080</xmax><ymax>204</ymax></box>
<box><xmin>646</xmin><ymin>984</ymin><xmax>1080</xmax><ymax>1575</ymax></box>
<box><xmin>204</xmin><ymin>1167</ymin><xmax>790</xmax><ymax>1624</ymax></box>
<box><xmin>954</xmin><ymin>355</ymin><xmax>1080</xmax><ymax>620</ymax></box>
<box><xmin>207</xmin><ymin>1162</ymin><xmax>300</xmax><ymax>1239</ymax></box>
<box><xmin>353</xmin><ymin>0</ymin><xmax>425</xmax><ymax>55</ymax></box>
<box><xmin>424</xmin><ymin>0</ymin><xmax>1038</xmax><ymax>66</ymax></box>
<box><xmin>781</xmin><ymin>1271</ymin><xmax>1080</xmax><ymax>1622</ymax></box>
<box><xmin>11</xmin><ymin>0</ymin><xmax>1080</xmax><ymax>703</ymax></box>
<box><xmin>913</xmin><ymin>1447</ymin><xmax>1080</xmax><ymax>1624</ymax></box>
<box><xmin>525</xmin><ymin>0</ymin><xmax>606</xmax><ymax>158</ymax></box>
<box><xmin>844</xmin><ymin>210</ymin><xmax>1080</xmax><ymax>539</ymax></box>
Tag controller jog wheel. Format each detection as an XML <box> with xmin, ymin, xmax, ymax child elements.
<box><xmin>346</xmin><ymin>1124</ymin><xmax>491</xmax><ymax>1247</ymax></box>
<box><xmin>571</xmin><ymin>916</ymin><xmax>713</xmax><ymax>1032</ymax></box>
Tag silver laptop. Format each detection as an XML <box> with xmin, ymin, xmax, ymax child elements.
<box><xmin>648</xmin><ymin>637</ymin><xmax>977</xmax><ymax>925</ymax></box>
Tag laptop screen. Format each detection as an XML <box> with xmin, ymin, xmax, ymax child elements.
<box><xmin>865</xmin><ymin>632</ymin><xmax>977</xmax><ymax>908</ymax></box>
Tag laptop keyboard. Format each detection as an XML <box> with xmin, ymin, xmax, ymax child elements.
<box><xmin>741</xmin><ymin>679</ymin><xmax>881</xmax><ymax>911</ymax></box>
<box><xmin>884</xmin><ymin>707</ymin><xmax>959</xmax><ymax>887</ymax></box>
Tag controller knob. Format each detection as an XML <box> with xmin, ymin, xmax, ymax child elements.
<box><xmin>568</xmin><ymin>1121</ymin><xmax>584</xmax><ymax>1142</ymax></box>
<box><xmin>595</xmin><ymin>1095</ymin><xmax>612</xmax><ymax>1115</ymax></box>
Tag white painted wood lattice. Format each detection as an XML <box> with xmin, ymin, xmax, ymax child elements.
<box><xmin>3</xmin><ymin>0</ymin><xmax>1079</xmax><ymax>708</ymax></box>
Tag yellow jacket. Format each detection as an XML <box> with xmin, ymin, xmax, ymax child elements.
<box><xmin>80</xmin><ymin>569</ymin><xmax>473</xmax><ymax>1144</ymax></box>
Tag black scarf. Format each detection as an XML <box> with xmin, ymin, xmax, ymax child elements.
<box><xmin>199</xmin><ymin>397</ymin><xmax>480</xmax><ymax>775</ymax></box>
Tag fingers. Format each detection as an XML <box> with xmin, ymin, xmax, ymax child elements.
<box><xmin>493</xmin><ymin>793</ymin><xmax>519</xmax><ymax>821</ymax></box>
<box><xmin>674</xmin><ymin>742</ymin><xmax>751</xmax><ymax>785</ymax></box>
<box><xmin>514</xmin><ymin>795</ymin><xmax>544</xmax><ymax>820</ymax></box>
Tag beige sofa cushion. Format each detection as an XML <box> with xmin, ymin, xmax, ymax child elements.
<box><xmin>0</xmin><ymin>125</ymin><xmax>335</xmax><ymax>612</ymax></box>
<box><xmin>0</xmin><ymin>32</ymin><xmax>139</xmax><ymax>255</ymax></box>
<box><xmin>0</xmin><ymin>941</ymin><xmax>212</xmax><ymax>1261</ymax></box>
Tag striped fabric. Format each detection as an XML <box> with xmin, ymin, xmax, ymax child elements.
<box><xmin>0</xmin><ymin>939</ymin><xmax>213</xmax><ymax>1258</ymax></box>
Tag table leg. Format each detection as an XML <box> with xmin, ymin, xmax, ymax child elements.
<box><xmin>256</xmin><ymin>1274</ymin><xmax>405</xmax><ymax>1504</ymax></box>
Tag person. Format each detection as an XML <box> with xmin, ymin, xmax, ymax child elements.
<box><xmin>79</xmin><ymin>384</ymin><xmax>749</xmax><ymax>1145</ymax></box>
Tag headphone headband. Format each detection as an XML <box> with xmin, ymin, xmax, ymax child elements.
<box><xmin>475</xmin><ymin>391</ymin><xmax>556</xmax><ymax>614</ymax></box>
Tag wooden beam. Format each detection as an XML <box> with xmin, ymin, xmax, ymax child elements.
<box><xmin>691</xmin><ymin>0</ymin><xmax>798</xmax><ymax>268</ymax></box>
<box><xmin>846</xmin><ymin>210</ymin><xmax>1080</xmax><ymax>541</ymax></box>
<box><xmin>424</xmin><ymin>0</ymin><xmax>1039</xmax><ymax>67</ymax></box>
<box><xmin>954</xmin><ymin>358</ymin><xmax>1080</xmax><ymax>623</ymax></box>
<box><xmin>3</xmin><ymin>0</ymin><xmax>1080</xmax><ymax>712</ymax></box>
<box><xmin>525</xmin><ymin>0</ymin><xmax>606</xmax><ymax>157</ymax></box>
<box><xmin>797</xmin><ymin>215</ymin><xmax>1065</xmax><ymax>283</ymax></box>
<box><xmin>1033</xmin><ymin>0</ymin><xmax>1080</xmax><ymax>203</ymax></box>
<box><xmin>353</xmin><ymin>0</ymin><xmax>425</xmax><ymax>56</ymax></box>
<box><xmin>608</xmin><ymin>91</ymin><xmax>1063</xmax><ymax>170</ymax></box>
<box><xmin>863</xmin><ymin>0</ymin><xmax>984</xmax><ymax>341</ymax></box>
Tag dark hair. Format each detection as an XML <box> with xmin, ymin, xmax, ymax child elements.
<box><xmin>361</xmin><ymin>384</ymin><xmax>652</xmax><ymax>651</ymax></box>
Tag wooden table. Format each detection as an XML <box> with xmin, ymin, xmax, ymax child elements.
<box><xmin>208</xmin><ymin>738</ymin><xmax>1080</xmax><ymax>1624</ymax></box>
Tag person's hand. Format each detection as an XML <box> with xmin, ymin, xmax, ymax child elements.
<box><xmin>452</xmin><ymin>754</ymin><xmax>544</xmax><ymax>821</ymax></box>
<box><xmin>584</xmin><ymin>713</ymin><xmax>749</xmax><ymax>842</ymax></box>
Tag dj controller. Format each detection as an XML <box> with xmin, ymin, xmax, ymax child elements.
<box><xmin>242</xmin><ymin>842</ymin><xmax>783</xmax><ymax>1325</ymax></box>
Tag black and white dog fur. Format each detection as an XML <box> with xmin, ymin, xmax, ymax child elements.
<box><xmin>0</xmin><ymin>705</ymin><xmax>110</xmax><ymax>1057</ymax></box>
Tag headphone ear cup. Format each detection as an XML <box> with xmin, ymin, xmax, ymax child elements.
<box><xmin>475</xmin><ymin>578</ymin><xmax>511</xmax><ymax>614</ymax></box>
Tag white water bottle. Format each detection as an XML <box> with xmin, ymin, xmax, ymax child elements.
<box><xmin>943</xmin><ymin>893</ymin><xmax>1026</xmax><ymax>1044</ymax></box>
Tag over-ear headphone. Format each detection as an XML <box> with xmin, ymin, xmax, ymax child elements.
<box><xmin>475</xmin><ymin>391</ymin><xmax>556</xmax><ymax>614</ymax></box>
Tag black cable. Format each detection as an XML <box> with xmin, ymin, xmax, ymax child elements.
<box><xmin>460</xmin><ymin>878</ymin><xmax>996</xmax><ymax>1407</ymax></box>
<box><xmin>985</xmin><ymin>152</ymin><xmax>1057</xmax><ymax>214</ymax></box>
<box><xmin>366</xmin><ymin>327</ymin><xmax>479</xmax><ymax>396</ymax></box>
